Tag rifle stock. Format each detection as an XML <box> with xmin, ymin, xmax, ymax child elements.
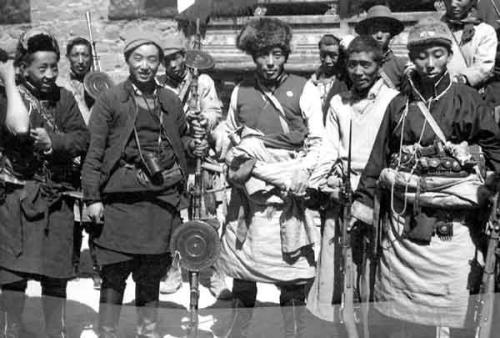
<box><xmin>475</xmin><ymin>192</ymin><xmax>500</xmax><ymax>338</ymax></box>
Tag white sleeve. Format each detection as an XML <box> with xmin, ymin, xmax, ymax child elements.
<box><xmin>298</xmin><ymin>80</ymin><xmax>325</xmax><ymax>172</ymax></box>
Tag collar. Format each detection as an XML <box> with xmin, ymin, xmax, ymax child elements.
<box><xmin>408</xmin><ymin>71</ymin><xmax>453</xmax><ymax>103</ymax></box>
<box><xmin>311</xmin><ymin>68</ymin><xmax>337</xmax><ymax>85</ymax></box>
<box><xmin>345</xmin><ymin>77</ymin><xmax>385</xmax><ymax>102</ymax></box>
<box><xmin>382</xmin><ymin>49</ymin><xmax>394</xmax><ymax>64</ymax></box>
<box><xmin>255</xmin><ymin>72</ymin><xmax>288</xmax><ymax>92</ymax></box>
<box><xmin>69</xmin><ymin>70</ymin><xmax>85</xmax><ymax>83</ymax></box>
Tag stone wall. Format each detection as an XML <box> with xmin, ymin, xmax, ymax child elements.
<box><xmin>0</xmin><ymin>0</ymin><xmax>180</xmax><ymax>82</ymax></box>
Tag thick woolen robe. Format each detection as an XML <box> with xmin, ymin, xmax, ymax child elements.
<box><xmin>352</xmin><ymin>72</ymin><xmax>500</xmax><ymax>328</ymax></box>
<box><xmin>0</xmin><ymin>85</ymin><xmax>89</xmax><ymax>283</ymax></box>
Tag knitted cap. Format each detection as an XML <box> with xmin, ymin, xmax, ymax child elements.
<box><xmin>237</xmin><ymin>18</ymin><xmax>292</xmax><ymax>56</ymax></box>
<box><xmin>407</xmin><ymin>17</ymin><xmax>452</xmax><ymax>49</ymax></box>
<box><xmin>123</xmin><ymin>30</ymin><xmax>164</xmax><ymax>60</ymax></box>
<box><xmin>163</xmin><ymin>34</ymin><xmax>186</xmax><ymax>57</ymax></box>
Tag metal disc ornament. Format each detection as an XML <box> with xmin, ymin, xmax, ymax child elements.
<box><xmin>83</xmin><ymin>71</ymin><xmax>114</xmax><ymax>99</ymax></box>
<box><xmin>170</xmin><ymin>220</ymin><xmax>220</xmax><ymax>271</ymax></box>
<box><xmin>184</xmin><ymin>50</ymin><xmax>215</xmax><ymax>70</ymax></box>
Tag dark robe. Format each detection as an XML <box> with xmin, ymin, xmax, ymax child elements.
<box><xmin>0</xmin><ymin>85</ymin><xmax>89</xmax><ymax>283</ymax></box>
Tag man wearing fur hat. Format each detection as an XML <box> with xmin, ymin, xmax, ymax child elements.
<box><xmin>351</xmin><ymin>17</ymin><xmax>500</xmax><ymax>336</ymax></box>
<box><xmin>213</xmin><ymin>18</ymin><xmax>324</xmax><ymax>337</ymax></box>
<box><xmin>0</xmin><ymin>29</ymin><xmax>89</xmax><ymax>337</ymax></box>
<box><xmin>355</xmin><ymin>2</ymin><xmax>407</xmax><ymax>90</ymax></box>
<box><xmin>83</xmin><ymin>31</ymin><xmax>203</xmax><ymax>337</ymax></box>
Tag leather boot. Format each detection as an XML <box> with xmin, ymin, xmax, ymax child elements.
<box><xmin>42</xmin><ymin>295</ymin><xmax>66</xmax><ymax>338</ymax></box>
<box><xmin>224</xmin><ymin>298</ymin><xmax>253</xmax><ymax>338</ymax></box>
<box><xmin>280</xmin><ymin>298</ymin><xmax>306</xmax><ymax>338</ymax></box>
<box><xmin>2</xmin><ymin>289</ymin><xmax>25</xmax><ymax>338</ymax></box>
<box><xmin>136</xmin><ymin>305</ymin><xmax>160</xmax><ymax>338</ymax></box>
<box><xmin>98</xmin><ymin>288</ymin><xmax>124</xmax><ymax>338</ymax></box>
<box><xmin>279</xmin><ymin>284</ymin><xmax>306</xmax><ymax>338</ymax></box>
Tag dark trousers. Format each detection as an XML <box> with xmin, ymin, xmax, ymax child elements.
<box><xmin>1</xmin><ymin>277</ymin><xmax>67</xmax><ymax>337</ymax></box>
<box><xmin>98</xmin><ymin>254</ymin><xmax>170</xmax><ymax>332</ymax></box>
<box><xmin>232</xmin><ymin>278</ymin><xmax>307</xmax><ymax>307</ymax></box>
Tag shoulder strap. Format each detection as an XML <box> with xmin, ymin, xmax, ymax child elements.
<box><xmin>255</xmin><ymin>80</ymin><xmax>290</xmax><ymax>134</ymax></box>
<box><xmin>379</xmin><ymin>69</ymin><xmax>396</xmax><ymax>89</ymax></box>
<box><xmin>415</xmin><ymin>101</ymin><xmax>447</xmax><ymax>144</ymax></box>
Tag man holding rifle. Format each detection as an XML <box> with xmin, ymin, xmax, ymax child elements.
<box><xmin>307</xmin><ymin>36</ymin><xmax>399</xmax><ymax>334</ymax></box>
<box><xmin>351</xmin><ymin>18</ymin><xmax>500</xmax><ymax>337</ymax></box>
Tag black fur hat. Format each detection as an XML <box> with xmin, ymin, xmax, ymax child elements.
<box><xmin>236</xmin><ymin>18</ymin><xmax>292</xmax><ymax>56</ymax></box>
<box><xmin>15</xmin><ymin>28</ymin><xmax>60</xmax><ymax>66</ymax></box>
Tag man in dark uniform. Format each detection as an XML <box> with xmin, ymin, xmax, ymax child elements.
<box><xmin>351</xmin><ymin>17</ymin><xmax>500</xmax><ymax>337</ymax></box>
<box><xmin>355</xmin><ymin>2</ymin><xmax>407</xmax><ymax>90</ymax></box>
<box><xmin>0</xmin><ymin>29</ymin><xmax>89</xmax><ymax>337</ymax></box>
<box><xmin>82</xmin><ymin>32</ymin><xmax>205</xmax><ymax>337</ymax></box>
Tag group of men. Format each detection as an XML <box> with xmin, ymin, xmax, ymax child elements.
<box><xmin>0</xmin><ymin>0</ymin><xmax>500</xmax><ymax>337</ymax></box>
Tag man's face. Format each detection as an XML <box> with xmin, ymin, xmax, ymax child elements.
<box><xmin>347</xmin><ymin>51</ymin><xmax>380</xmax><ymax>92</ymax></box>
<box><xmin>164</xmin><ymin>51</ymin><xmax>186</xmax><ymax>78</ymax></box>
<box><xmin>319</xmin><ymin>44</ymin><xmax>340</xmax><ymax>74</ymax></box>
<box><xmin>68</xmin><ymin>44</ymin><xmax>92</xmax><ymax>78</ymax></box>
<box><xmin>127</xmin><ymin>44</ymin><xmax>160</xmax><ymax>83</ymax></box>
<box><xmin>254</xmin><ymin>47</ymin><xmax>287</xmax><ymax>82</ymax></box>
<box><xmin>23</xmin><ymin>51</ymin><xmax>59</xmax><ymax>94</ymax></box>
<box><xmin>410</xmin><ymin>45</ymin><xmax>451</xmax><ymax>81</ymax></box>
<box><xmin>367</xmin><ymin>22</ymin><xmax>393</xmax><ymax>52</ymax></box>
<box><xmin>448</xmin><ymin>0</ymin><xmax>473</xmax><ymax>20</ymax></box>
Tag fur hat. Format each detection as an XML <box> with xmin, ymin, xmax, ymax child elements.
<box><xmin>407</xmin><ymin>17</ymin><xmax>453</xmax><ymax>50</ymax></box>
<box><xmin>15</xmin><ymin>28</ymin><xmax>60</xmax><ymax>66</ymax></box>
<box><xmin>236</xmin><ymin>18</ymin><xmax>292</xmax><ymax>56</ymax></box>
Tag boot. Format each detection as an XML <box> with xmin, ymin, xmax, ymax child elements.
<box><xmin>98</xmin><ymin>288</ymin><xmax>124</xmax><ymax>338</ymax></box>
<box><xmin>2</xmin><ymin>289</ymin><xmax>25</xmax><ymax>338</ymax></box>
<box><xmin>224</xmin><ymin>298</ymin><xmax>253</xmax><ymax>338</ymax></box>
<box><xmin>42</xmin><ymin>295</ymin><xmax>67</xmax><ymax>338</ymax></box>
<box><xmin>136</xmin><ymin>306</ymin><xmax>160</xmax><ymax>338</ymax></box>
<box><xmin>280</xmin><ymin>298</ymin><xmax>306</xmax><ymax>338</ymax></box>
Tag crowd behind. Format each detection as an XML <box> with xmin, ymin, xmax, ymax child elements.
<box><xmin>0</xmin><ymin>0</ymin><xmax>500</xmax><ymax>337</ymax></box>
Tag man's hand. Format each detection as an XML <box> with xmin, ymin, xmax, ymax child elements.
<box><xmin>30</xmin><ymin>128</ymin><xmax>52</xmax><ymax>152</ymax></box>
<box><xmin>189</xmin><ymin>138</ymin><xmax>209</xmax><ymax>158</ymax></box>
<box><xmin>289</xmin><ymin>168</ymin><xmax>310</xmax><ymax>196</ymax></box>
<box><xmin>188</xmin><ymin>114</ymin><xmax>209</xmax><ymax>139</ymax></box>
<box><xmin>0</xmin><ymin>59</ymin><xmax>16</xmax><ymax>84</ymax></box>
<box><xmin>87</xmin><ymin>202</ymin><xmax>104</xmax><ymax>224</ymax></box>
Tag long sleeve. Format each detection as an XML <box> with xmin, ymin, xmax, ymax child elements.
<box><xmin>82</xmin><ymin>92</ymin><xmax>113</xmax><ymax>204</ymax></box>
<box><xmin>459</xmin><ymin>23</ymin><xmax>497</xmax><ymax>87</ymax></box>
<box><xmin>198</xmin><ymin>73</ymin><xmax>222</xmax><ymax>130</ymax></box>
<box><xmin>299</xmin><ymin>80</ymin><xmax>325</xmax><ymax>172</ymax></box>
<box><xmin>211</xmin><ymin>85</ymin><xmax>240</xmax><ymax>161</ymax></box>
<box><xmin>311</xmin><ymin>99</ymin><xmax>340</xmax><ymax>189</ymax></box>
<box><xmin>50</xmin><ymin>90</ymin><xmax>89</xmax><ymax>159</ymax></box>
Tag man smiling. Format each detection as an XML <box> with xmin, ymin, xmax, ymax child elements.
<box><xmin>83</xmin><ymin>31</ymin><xmax>203</xmax><ymax>337</ymax></box>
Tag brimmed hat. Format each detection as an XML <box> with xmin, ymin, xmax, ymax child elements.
<box><xmin>237</xmin><ymin>18</ymin><xmax>292</xmax><ymax>56</ymax></box>
<box><xmin>15</xmin><ymin>28</ymin><xmax>60</xmax><ymax>65</ymax></box>
<box><xmin>163</xmin><ymin>34</ymin><xmax>186</xmax><ymax>57</ymax></box>
<box><xmin>355</xmin><ymin>5</ymin><xmax>404</xmax><ymax>36</ymax></box>
<box><xmin>123</xmin><ymin>30</ymin><xmax>164</xmax><ymax>60</ymax></box>
<box><xmin>407</xmin><ymin>17</ymin><xmax>453</xmax><ymax>49</ymax></box>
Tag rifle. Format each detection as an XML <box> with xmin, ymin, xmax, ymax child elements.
<box><xmin>338</xmin><ymin>118</ymin><xmax>360</xmax><ymax>338</ymax></box>
<box><xmin>83</xmin><ymin>11</ymin><xmax>114</xmax><ymax>100</ymax></box>
<box><xmin>169</xmin><ymin>18</ymin><xmax>219</xmax><ymax>338</ymax></box>
<box><xmin>475</xmin><ymin>192</ymin><xmax>500</xmax><ymax>338</ymax></box>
